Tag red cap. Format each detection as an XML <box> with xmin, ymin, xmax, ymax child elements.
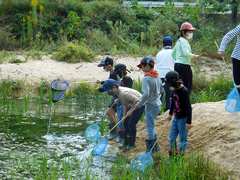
<box><xmin>137</xmin><ymin>63</ymin><xmax>142</xmax><ymax>68</ymax></box>
<box><xmin>180</xmin><ymin>22</ymin><xmax>196</xmax><ymax>31</ymax></box>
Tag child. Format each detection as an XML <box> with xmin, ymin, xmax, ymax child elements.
<box><xmin>136</xmin><ymin>56</ymin><xmax>164</xmax><ymax>153</ymax></box>
<box><xmin>102</xmin><ymin>79</ymin><xmax>145</xmax><ymax>152</ymax></box>
<box><xmin>113</xmin><ymin>64</ymin><xmax>133</xmax><ymax>143</ymax></box>
<box><xmin>95</xmin><ymin>56</ymin><xmax>124</xmax><ymax>140</ymax></box>
<box><xmin>156</xmin><ymin>36</ymin><xmax>175</xmax><ymax>112</ymax></box>
<box><xmin>165</xmin><ymin>71</ymin><xmax>192</xmax><ymax>165</ymax></box>
<box><xmin>171</xmin><ymin>22</ymin><xmax>201</xmax><ymax>94</ymax></box>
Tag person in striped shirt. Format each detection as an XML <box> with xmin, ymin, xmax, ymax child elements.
<box><xmin>218</xmin><ymin>25</ymin><xmax>240</xmax><ymax>93</ymax></box>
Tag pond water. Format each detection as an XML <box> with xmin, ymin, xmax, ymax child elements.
<box><xmin>0</xmin><ymin>98</ymin><xmax>119</xmax><ymax>179</ymax></box>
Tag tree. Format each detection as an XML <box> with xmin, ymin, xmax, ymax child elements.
<box><xmin>202</xmin><ymin>0</ymin><xmax>239</xmax><ymax>25</ymax></box>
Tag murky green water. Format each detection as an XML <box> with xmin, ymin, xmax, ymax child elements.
<box><xmin>0</xmin><ymin>98</ymin><xmax>118</xmax><ymax>179</ymax></box>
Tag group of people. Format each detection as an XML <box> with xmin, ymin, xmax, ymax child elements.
<box><xmin>94</xmin><ymin>22</ymin><xmax>240</xmax><ymax>164</ymax></box>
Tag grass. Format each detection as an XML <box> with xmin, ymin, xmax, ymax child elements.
<box><xmin>110</xmin><ymin>152</ymin><xmax>229</xmax><ymax>180</ymax></box>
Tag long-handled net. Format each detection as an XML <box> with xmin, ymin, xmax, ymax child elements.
<box><xmin>130</xmin><ymin>121</ymin><xmax>169</xmax><ymax>172</ymax></box>
<box><xmin>50</xmin><ymin>79</ymin><xmax>96</xmax><ymax>103</ymax></box>
<box><xmin>85</xmin><ymin>103</ymin><xmax>116</xmax><ymax>142</ymax></box>
<box><xmin>91</xmin><ymin>108</ymin><xmax>136</xmax><ymax>156</ymax></box>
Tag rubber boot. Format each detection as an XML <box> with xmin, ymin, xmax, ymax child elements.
<box><xmin>108</xmin><ymin>122</ymin><xmax>118</xmax><ymax>140</ymax></box>
<box><xmin>175</xmin><ymin>151</ymin><xmax>185</xmax><ymax>162</ymax></box>
<box><xmin>167</xmin><ymin>149</ymin><xmax>172</xmax><ymax>166</ymax></box>
<box><xmin>145</xmin><ymin>139</ymin><xmax>154</xmax><ymax>154</ymax></box>
<box><xmin>116</xmin><ymin>129</ymin><xmax>124</xmax><ymax>143</ymax></box>
<box><xmin>123</xmin><ymin>135</ymin><xmax>136</xmax><ymax>152</ymax></box>
<box><xmin>119</xmin><ymin>131</ymin><xmax>128</xmax><ymax>149</ymax></box>
<box><xmin>153</xmin><ymin>136</ymin><xmax>160</xmax><ymax>153</ymax></box>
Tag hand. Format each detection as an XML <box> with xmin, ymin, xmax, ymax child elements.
<box><xmin>94</xmin><ymin>88</ymin><xmax>99</xmax><ymax>92</ymax></box>
<box><xmin>167</xmin><ymin>115</ymin><xmax>173</xmax><ymax>122</ymax></box>
<box><xmin>96</xmin><ymin>80</ymin><xmax>102</xmax><ymax>84</ymax></box>
<box><xmin>218</xmin><ymin>51</ymin><xmax>225</xmax><ymax>56</ymax></box>
<box><xmin>193</xmin><ymin>54</ymin><xmax>201</xmax><ymax>60</ymax></box>
<box><xmin>186</xmin><ymin>123</ymin><xmax>192</xmax><ymax>131</ymax></box>
<box><xmin>114</xmin><ymin>99</ymin><xmax>119</xmax><ymax>104</ymax></box>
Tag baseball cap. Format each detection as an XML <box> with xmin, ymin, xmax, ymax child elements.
<box><xmin>114</xmin><ymin>64</ymin><xmax>131</xmax><ymax>73</ymax></box>
<box><xmin>103</xmin><ymin>79</ymin><xmax>116</xmax><ymax>92</ymax></box>
<box><xmin>97</xmin><ymin>56</ymin><xmax>113</xmax><ymax>67</ymax></box>
<box><xmin>180</xmin><ymin>22</ymin><xmax>197</xmax><ymax>31</ymax></box>
<box><xmin>163</xmin><ymin>36</ymin><xmax>173</xmax><ymax>46</ymax></box>
<box><xmin>165</xmin><ymin>71</ymin><xmax>180</xmax><ymax>87</ymax></box>
<box><xmin>137</xmin><ymin>56</ymin><xmax>155</xmax><ymax>68</ymax></box>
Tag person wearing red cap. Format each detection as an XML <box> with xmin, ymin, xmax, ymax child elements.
<box><xmin>136</xmin><ymin>56</ymin><xmax>164</xmax><ymax>153</ymax></box>
<box><xmin>171</xmin><ymin>22</ymin><xmax>201</xmax><ymax>94</ymax></box>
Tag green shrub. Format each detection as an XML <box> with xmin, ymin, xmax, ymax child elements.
<box><xmin>86</xmin><ymin>29</ymin><xmax>114</xmax><ymax>54</ymax></box>
<box><xmin>52</xmin><ymin>41</ymin><xmax>95</xmax><ymax>63</ymax></box>
<box><xmin>0</xmin><ymin>27</ymin><xmax>19</xmax><ymax>50</ymax></box>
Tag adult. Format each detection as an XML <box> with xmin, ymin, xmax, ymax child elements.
<box><xmin>156</xmin><ymin>36</ymin><xmax>175</xmax><ymax>112</ymax></box>
<box><xmin>218</xmin><ymin>24</ymin><xmax>240</xmax><ymax>93</ymax></box>
<box><xmin>172</xmin><ymin>22</ymin><xmax>201</xmax><ymax>94</ymax></box>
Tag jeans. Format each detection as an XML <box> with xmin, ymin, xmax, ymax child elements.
<box><xmin>161</xmin><ymin>78</ymin><xmax>172</xmax><ymax>110</ymax></box>
<box><xmin>168</xmin><ymin>117</ymin><xmax>189</xmax><ymax>153</ymax></box>
<box><xmin>145</xmin><ymin>106</ymin><xmax>161</xmax><ymax>140</ymax></box>
<box><xmin>117</xmin><ymin>101</ymin><xmax>125</xmax><ymax>130</ymax></box>
<box><xmin>124</xmin><ymin>105</ymin><xmax>145</xmax><ymax>136</ymax></box>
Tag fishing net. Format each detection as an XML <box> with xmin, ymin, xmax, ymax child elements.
<box><xmin>225</xmin><ymin>86</ymin><xmax>240</xmax><ymax>113</ymax></box>
<box><xmin>51</xmin><ymin>79</ymin><xmax>69</xmax><ymax>103</ymax></box>
<box><xmin>130</xmin><ymin>152</ymin><xmax>153</xmax><ymax>172</ymax></box>
<box><xmin>85</xmin><ymin>124</ymin><xmax>100</xmax><ymax>142</ymax></box>
<box><xmin>92</xmin><ymin>137</ymin><xmax>108</xmax><ymax>156</ymax></box>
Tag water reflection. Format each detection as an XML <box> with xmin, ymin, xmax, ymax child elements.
<box><xmin>0</xmin><ymin>99</ymin><xmax>118</xmax><ymax>179</ymax></box>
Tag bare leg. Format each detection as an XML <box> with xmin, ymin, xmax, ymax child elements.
<box><xmin>106</xmin><ymin>107</ymin><xmax>116</xmax><ymax>123</ymax></box>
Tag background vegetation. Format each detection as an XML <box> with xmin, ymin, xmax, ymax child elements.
<box><xmin>0</xmin><ymin>0</ymin><xmax>239</xmax><ymax>63</ymax></box>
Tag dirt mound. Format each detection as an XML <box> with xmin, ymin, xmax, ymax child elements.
<box><xmin>111</xmin><ymin>100</ymin><xmax>240</xmax><ymax>179</ymax></box>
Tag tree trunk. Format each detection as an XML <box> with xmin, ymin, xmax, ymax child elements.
<box><xmin>231</xmin><ymin>0</ymin><xmax>238</xmax><ymax>25</ymax></box>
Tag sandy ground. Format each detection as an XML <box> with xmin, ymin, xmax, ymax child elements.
<box><xmin>0</xmin><ymin>54</ymin><xmax>239</xmax><ymax>178</ymax></box>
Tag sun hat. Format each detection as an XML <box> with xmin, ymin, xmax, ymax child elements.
<box><xmin>165</xmin><ymin>71</ymin><xmax>180</xmax><ymax>87</ymax></box>
<box><xmin>180</xmin><ymin>22</ymin><xmax>197</xmax><ymax>31</ymax></box>
<box><xmin>163</xmin><ymin>36</ymin><xmax>173</xmax><ymax>46</ymax></box>
<box><xmin>97</xmin><ymin>56</ymin><xmax>113</xmax><ymax>67</ymax></box>
<box><xmin>137</xmin><ymin>56</ymin><xmax>155</xmax><ymax>68</ymax></box>
<box><xmin>103</xmin><ymin>79</ymin><xmax>116</xmax><ymax>92</ymax></box>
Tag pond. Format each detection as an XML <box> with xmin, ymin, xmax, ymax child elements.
<box><xmin>0</xmin><ymin>97</ymin><xmax>119</xmax><ymax>179</ymax></box>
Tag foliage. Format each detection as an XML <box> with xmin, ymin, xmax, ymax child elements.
<box><xmin>86</xmin><ymin>29</ymin><xmax>114</xmax><ymax>54</ymax></box>
<box><xmin>111</xmin><ymin>152</ymin><xmax>229</xmax><ymax>180</ymax></box>
<box><xmin>52</xmin><ymin>41</ymin><xmax>95</xmax><ymax>63</ymax></box>
<box><xmin>0</xmin><ymin>27</ymin><xmax>20</xmax><ymax>51</ymax></box>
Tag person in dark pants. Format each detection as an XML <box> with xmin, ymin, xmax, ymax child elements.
<box><xmin>218</xmin><ymin>24</ymin><xmax>240</xmax><ymax>94</ymax></box>
<box><xmin>102</xmin><ymin>79</ymin><xmax>145</xmax><ymax>152</ymax></box>
<box><xmin>95</xmin><ymin>57</ymin><xmax>129</xmax><ymax>140</ymax></box>
<box><xmin>172</xmin><ymin>22</ymin><xmax>201</xmax><ymax>94</ymax></box>
<box><xmin>156</xmin><ymin>36</ymin><xmax>175</xmax><ymax>112</ymax></box>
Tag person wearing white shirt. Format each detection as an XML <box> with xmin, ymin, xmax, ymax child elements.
<box><xmin>156</xmin><ymin>36</ymin><xmax>175</xmax><ymax>112</ymax></box>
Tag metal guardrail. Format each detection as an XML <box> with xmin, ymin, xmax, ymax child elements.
<box><xmin>122</xmin><ymin>1</ymin><xmax>199</xmax><ymax>8</ymax></box>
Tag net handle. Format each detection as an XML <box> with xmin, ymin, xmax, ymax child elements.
<box><xmin>70</xmin><ymin>81</ymin><xmax>97</xmax><ymax>84</ymax></box>
<box><xmin>97</xmin><ymin>102</ymin><xmax>116</xmax><ymax>125</ymax></box>
<box><xmin>148</xmin><ymin>120</ymin><xmax>170</xmax><ymax>155</ymax></box>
